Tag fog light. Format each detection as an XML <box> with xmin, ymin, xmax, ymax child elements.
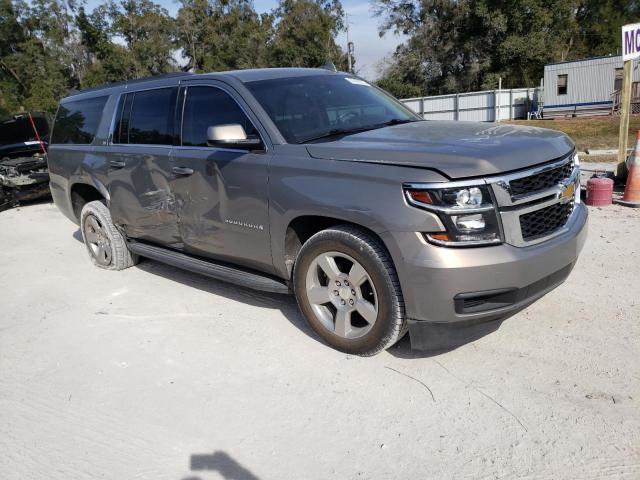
<box><xmin>453</xmin><ymin>214</ymin><xmax>485</xmax><ymax>232</ymax></box>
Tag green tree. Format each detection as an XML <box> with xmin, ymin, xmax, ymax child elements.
<box><xmin>176</xmin><ymin>0</ymin><xmax>272</xmax><ymax>72</ymax></box>
<box><xmin>574</xmin><ymin>0</ymin><xmax>640</xmax><ymax>57</ymax></box>
<box><xmin>105</xmin><ymin>0</ymin><xmax>177</xmax><ymax>77</ymax></box>
<box><xmin>373</xmin><ymin>0</ymin><xmax>638</xmax><ymax>98</ymax></box>
<box><xmin>270</xmin><ymin>0</ymin><xmax>349</xmax><ymax>70</ymax></box>
<box><xmin>0</xmin><ymin>0</ymin><xmax>352</xmax><ymax>117</ymax></box>
<box><xmin>76</xmin><ymin>6</ymin><xmax>136</xmax><ymax>87</ymax></box>
<box><xmin>0</xmin><ymin>0</ymin><xmax>80</xmax><ymax>115</ymax></box>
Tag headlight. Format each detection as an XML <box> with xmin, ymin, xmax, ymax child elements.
<box><xmin>404</xmin><ymin>183</ymin><xmax>502</xmax><ymax>247</ymax></box>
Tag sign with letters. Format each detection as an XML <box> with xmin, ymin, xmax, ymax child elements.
<box><xmin>622</xmin><ymin>23</ymin><xmax>640</xmax><ymax>61</ymax></box>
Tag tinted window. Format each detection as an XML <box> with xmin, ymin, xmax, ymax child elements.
<box><xmin>127</xmin><ymin>88</ymin><xmax>176</xmax><ymax>145</ymax></box>
<box><xmin>182</xmin><ymin>86</ymin><xmax>258</xmax><ymax>147</ymax></box>
<box><xmin>51</xmin><ymin>96</ymin><xmax>108</xmax><ymax>144</ymax></box>
<box><xmin>245</xmin><ymin>75</ymin><xmax>418</xmax><ymax>143</ymax></box>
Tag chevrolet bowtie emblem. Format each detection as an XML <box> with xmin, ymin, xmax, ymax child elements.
<box><xmin>559</xmin><ymin>182</ymin><xmax>575</xmax><ymax>203</ymax></box>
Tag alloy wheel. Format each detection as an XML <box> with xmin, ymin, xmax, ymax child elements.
<box><xmin>84</xmin><ymin>214</ymin><xmax>113</xmax><ymax>267</ymax></box>
<box><xmin>305</xmin><ymin>251</ymin><xmax>378</xmax><ymax>339</ymax></box>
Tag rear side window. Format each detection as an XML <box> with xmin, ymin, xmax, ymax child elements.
<box><xmin>51</xmin><ymin>96</ymin><xmax>108</xmax><ymax>144</ymax></box>
<box><xmin>127</xmin><ymin>88</ymin><xmax>176</xmax><ymax>145</ymax></box>
<box><xmin>181</xmin><ymin>86</ymin><xmax>258</xmax><ymax>147</ymax></box>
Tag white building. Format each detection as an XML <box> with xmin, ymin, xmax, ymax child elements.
<box><xmin>543</xmin><ymin>55</ymin><xmax>640</xmax><ymax>117</ymax></box>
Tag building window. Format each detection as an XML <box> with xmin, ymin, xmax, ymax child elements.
<box><xmin>615</xmin><ymin>68</ymin><xmax>624</xmax><ymax>91</ymax></box>
<box><xmin>557</xmin><ymin>74</ymin><xmax>568</xmax><ymax>95</ymax></box>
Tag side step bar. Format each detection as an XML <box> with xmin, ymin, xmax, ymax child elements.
<box><xmin>128</xmin><ymin>241</ymin><xmax>290</xmax><ymax>294</ymax></box>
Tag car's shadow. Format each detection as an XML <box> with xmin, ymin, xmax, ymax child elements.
<box><xmin>386</xmin><ymin>319</ymin><xmax>505</xmax><ymax>359</ymax></box>
<box><xmin>138</xmin><ymin>258</ymin><xmax>318</xmax><ymax>342</ymax></box>
<box><xmin>72</xmin><ymin>228</ymin><xmax>316</xmax><ymax>343</ymax></box>
<box><xmin>72</xmin><ymin>229</ymin><xmax>503</xmax><ymax>358</ymax></box>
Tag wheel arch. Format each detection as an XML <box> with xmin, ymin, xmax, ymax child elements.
<box><xmin>69</xmin><ymin>180</ymin><xmax>108</xmax><ymax>221</ymax></box>
<box><xmin>281</xmin><ymin>215</ymin><xmax>392</xmax><ymax>280</ymax></box>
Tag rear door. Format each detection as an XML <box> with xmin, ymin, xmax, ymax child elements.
<box><xmin>108</xmin><ymin>86</ymin><xmax>183</xmax><ymax>247</ymax></box>
<box><xmin>170</xmin><ymin>81</ymin><xmax>273</xmax><ymax>272</ymax></box>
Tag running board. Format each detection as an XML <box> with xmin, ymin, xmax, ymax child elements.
<box><xmin>128</xmin><ymin>241</ymin><xmax>290</xmax><ymax>294</ymax></box>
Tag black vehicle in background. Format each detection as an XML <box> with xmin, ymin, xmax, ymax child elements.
<box><xmin>0</xmin><ymin>113</ymin><xmax>50</xmax><ymax>212</ymax></box>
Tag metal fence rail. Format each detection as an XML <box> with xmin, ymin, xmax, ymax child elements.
<box><xmin>400</xmin><ymin>88</ymin><xmax>541</xmax><ymax>122</ymax></box>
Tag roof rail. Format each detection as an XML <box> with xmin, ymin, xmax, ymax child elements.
<box><xmin>66</xmin><ymin>72</ymin><xmax>195</xmax><ymax>97</ymax></box>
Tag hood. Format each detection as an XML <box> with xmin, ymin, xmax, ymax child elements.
<box><xmin>305</xmin><ymin>121</ymin><xmax>575</xmax><ymax>179</ymax></box>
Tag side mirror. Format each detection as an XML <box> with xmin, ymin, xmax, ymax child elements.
<box><xmin>206</xmin><ymin>124</ymin><xmax>263</xmax><ymax>150</ymax></box>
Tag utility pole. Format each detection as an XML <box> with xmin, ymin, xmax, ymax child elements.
<box><xmin>346</xmin><ymin>13</ymin><xmax>353</xmax><ymax>74</ymax></box>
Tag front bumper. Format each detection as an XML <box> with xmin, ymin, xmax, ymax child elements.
<box><xmin>381</xmin><ymin>202</ymin><xmax>588</xmax><ymax>351</ymax></box>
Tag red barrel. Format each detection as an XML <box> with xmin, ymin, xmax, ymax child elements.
<box><xmin>585</xmin><ymin>176</ymin><xmax>613</xmax><ymax>206</ymax></box>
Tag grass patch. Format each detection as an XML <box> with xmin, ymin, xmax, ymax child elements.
<box><xmin>508</xmin><ymin>115</ymin><xmax>640</xmax><ymax>152</ymax></box>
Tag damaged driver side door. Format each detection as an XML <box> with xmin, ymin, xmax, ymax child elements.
<box><xmin>169</xmin><ymin>82</ymin><xmax>273</xmax><ymax>273</ymax></box>
<box><xmin>107</xmin><ymin>86</ymin><xmax>183</xmax><ymax>248</ymax></box>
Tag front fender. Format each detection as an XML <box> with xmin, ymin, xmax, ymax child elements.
<box><xmin>268</xmin><ymin>148</ymin><xmax>448</xmax><ymax>279</ymax></box>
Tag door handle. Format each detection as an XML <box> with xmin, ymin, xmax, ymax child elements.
<box><xmin>109</xmin><ymin>160</ymin><xmax>126</xmax><ymax>169</ymax></box>
<box><xmin>172</xmin><ymin>166</ymin><xmax>194</xmax><ymax>176</ymax></box>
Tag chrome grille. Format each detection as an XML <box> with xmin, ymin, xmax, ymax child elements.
<box><xmin>509</xmin><ymin>161</ymin><xmax>574</xmax><ymax>196</ymax></box>
<box><xmin>489</xmin><ymin>152</ymin><xmax>579</xmax><ymax>247</ymax></box>
<box><xmin>519</xmin><ymin>200</ymin><xmax>574</xmax><ymax>241</ymax></box>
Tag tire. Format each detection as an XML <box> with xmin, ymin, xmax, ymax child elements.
<box><xmin>293</xmin><ymin>225</ymin><xmax>406</xmax><ymax>356</ymax></box>
<box><xmin>80</xmin><ymin>200</ymin><xmax>139</xmax><ymax>270</ymax></box>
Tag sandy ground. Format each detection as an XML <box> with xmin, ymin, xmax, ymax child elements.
<box><xmin>1</xmin><ymin>201</ymin><xmax>638</xmax><ymax>480</ymax></box>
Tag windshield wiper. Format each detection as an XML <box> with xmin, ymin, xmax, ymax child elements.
<box><xmin>298</xmin><ymin>126</ymin><xmax>376</xmax><ymax>144</ymax></box>
<box><xmin>380</xmin><ymin>118</ymin><xmax>420</xmax><ymax>127</ymax></box>
<box><xmin>299</xmin><ymin>118</ymin><xmax>421</xmax><ymax>144</ymax></box>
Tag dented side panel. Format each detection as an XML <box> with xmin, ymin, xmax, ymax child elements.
<box><xmin>105</xmin><ymin>144</ymin><xmax>183</xmax><ymax>248</ymax></box>
<box><xmin>170</xmin><ymin>147</ymin><xmax>274</xmax><ymax>274</ymax></box>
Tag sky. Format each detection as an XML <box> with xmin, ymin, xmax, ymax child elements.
<box><xmin>83</xmin><ymin>0</ymin><xmax>406</xmax><ymax>80</ymax></box>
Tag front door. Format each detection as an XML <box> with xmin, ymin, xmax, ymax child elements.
<box><xmin>170</xmin><ymin>82</ymin><xmax>273</xmax><ymax>272</ymax></box>
<box><xmin>108</xmin><ymin>86</ymin><xmax>183</xmax><ymax>248</ymax></box>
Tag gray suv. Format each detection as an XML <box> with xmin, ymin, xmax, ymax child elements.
<box><xmin>47</xmin><ymin>68</ymin><xmax>587</xmax><ymax>355</ymax></box>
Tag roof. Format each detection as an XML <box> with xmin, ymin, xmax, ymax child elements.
<box><xmin>221</xmin><ymin>67</ymin><xmax>339</xmax><ymax>83</ymax></box>
<box><xmin>64</xmin><ymin>68</ymin><xmax>339</xmax><ymax>100</ymax></box>
<box><xmin>545</xmin><ymin>54</ymin><xmax>621</xmax><ymax>68</ymax></box>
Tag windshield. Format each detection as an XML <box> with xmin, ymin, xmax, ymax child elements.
<box><xmin>245</xmin><ymin>74</ymin><xmax>420</xmax><ymax>144</ymax></box>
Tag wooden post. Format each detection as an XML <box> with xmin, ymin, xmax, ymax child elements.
<box><xmin>617</xmin><ymin>59</ymin><xmax>633</xmax><ymax>177</ymax></box>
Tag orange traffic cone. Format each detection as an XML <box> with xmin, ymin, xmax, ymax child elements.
<box><xmin>616</xmin><ymin>130</ymin><xmax>640</xmax><ymax>208</ymax></box>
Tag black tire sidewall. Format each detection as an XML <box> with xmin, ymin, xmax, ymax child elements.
<box><xmin>80</xmin><ymin>200</ymin><xmax>137</xmax><ymax>270</ymax></box>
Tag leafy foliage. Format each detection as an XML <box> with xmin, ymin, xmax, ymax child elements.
<box><xmin>374</xmin><ymin>0</ymin><xmax>640</xmax><ymax>98</ymax></box>
<box><xmin>269</xmin><ymin>0</ymin><xmax>349</xmax><ymax>70</ymax></box>
<box><xmin>176</xmin><ymin>0</ymin><xmax>273</xmax><ymax>72</ymax></box>
<box><xmin>0</xmin><ymin>0</ymin><xmax>348</xmax><ymax>116</ymax></box>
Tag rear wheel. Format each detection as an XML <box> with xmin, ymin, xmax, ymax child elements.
<box><xmin>80</xmin><ymin>200</ymin><xmax>138</xmax><ymax>270</ymax></box>
<box><xmin>293</xmin><ymin>225</ymin><xmax>406</xmax><ymax>356</ymax></box>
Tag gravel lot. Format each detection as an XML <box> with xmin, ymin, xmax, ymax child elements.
<box><xmin>1</xmin><ymin>201</ymin><xmax>639</xmax><ymax>480</ymax></box>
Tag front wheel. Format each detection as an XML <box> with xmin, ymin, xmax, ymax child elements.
<box><xmin>293</xmin><ymin>225</ymin><xmax>406</xmax><ymax>356</ymax></box>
